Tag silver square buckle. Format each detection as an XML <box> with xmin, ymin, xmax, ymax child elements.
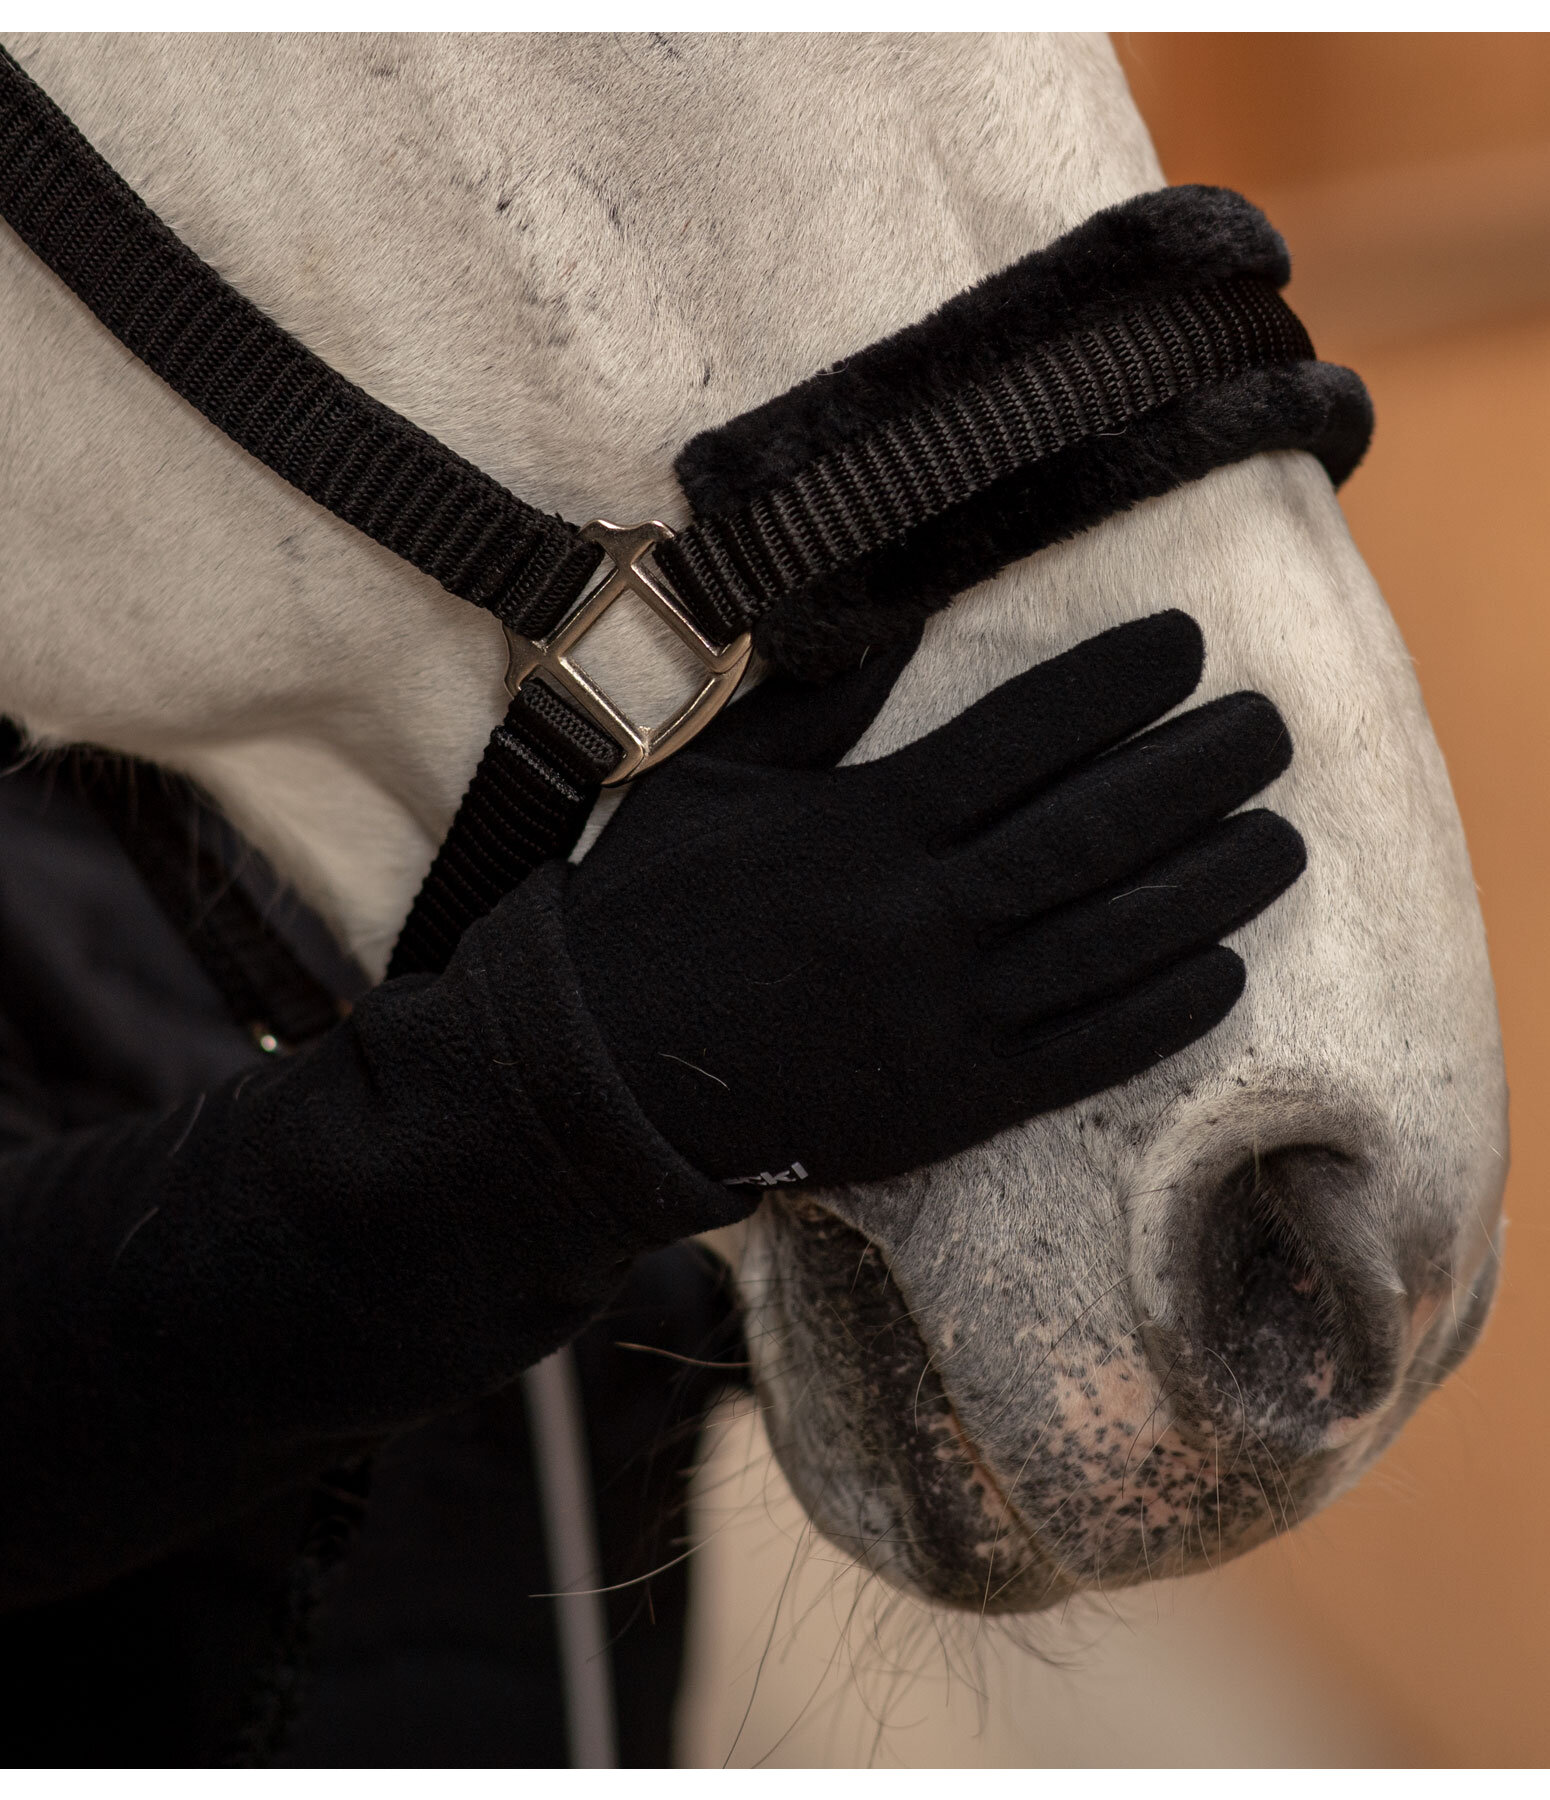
<box><xmin>503</xmin><ymin>519</ymin><xmax>753</xmax><ymax>787</ymax></box>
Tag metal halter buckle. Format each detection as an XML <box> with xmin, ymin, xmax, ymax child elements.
<box><xmin>503</xmin><ymin>519</ymin><xmax>753</xmax><ymax>787</ymax></box>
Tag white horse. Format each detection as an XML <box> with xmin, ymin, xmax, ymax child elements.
<box><xmin>0</xmin><ymin>32</ymin><xmax>1507</xmax><ymax>1613</ymax></box>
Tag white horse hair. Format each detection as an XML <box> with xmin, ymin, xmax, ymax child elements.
<box><xmin>0</xmin><ymin>32</ymin><xmax>1507</xmax><ymax>1610</ymax></box>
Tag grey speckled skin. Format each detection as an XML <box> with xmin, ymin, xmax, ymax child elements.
<box><xmin>0</xmin><ymin>34</ymin><xmax>1507</xmax><ymax>1611</ymax></box>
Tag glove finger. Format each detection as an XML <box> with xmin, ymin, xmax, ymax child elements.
<box><xmin>977</xmin><ymin>810</ymin><xmax>1305</xmax><ymax>1025</ymax></box>
<box><xmin>990</xmin><ymin>945</ymin><xmax>1247</xmax><ymax>1097</ymax></box>
<box><xmin>691</xmin><ymin>625</ymin><xmax>924</xmax><ymax>770</ymax></box>
<box><xmin>947</xmin><ymin>691</ymin><xmax>1293</xmax><ymax>923</ymax></box>
<box><xmin>871</xmin><ymin>610</ymin><xmax>1205</xmax><ymax>837</ymax></box>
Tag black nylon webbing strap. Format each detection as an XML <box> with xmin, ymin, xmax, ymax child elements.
<box><xmin>389</xmin><ymin>683</ymin><xmax>621</xmax><ymax>979</ymax></box>
<box><xmin>0</xmin><ymin>46</ymin><xmax>602</xmax><ymax>637</ymax></box>
<box><xmin>661</xmin><ymin>275</ymin><xmax>1312</xmax><ymax>641</ymax></box>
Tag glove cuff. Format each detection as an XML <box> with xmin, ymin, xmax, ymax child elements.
<box><xmin>459</xmin><ymin>861</ymin><xmax>758</xmax><ymax>1245</ymax></box>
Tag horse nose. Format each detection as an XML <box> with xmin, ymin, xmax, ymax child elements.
<box><xmin>1135</xmin><ymin>1138</ymin><xmax>1413</xmax><ymax>1458</ymax></box>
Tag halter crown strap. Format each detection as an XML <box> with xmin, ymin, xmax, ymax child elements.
<box><xmin>0</xmin><ymin>48</ymin><xmax>601</xmax><ymax>628</ymax></box>
<box><xmin>0</xmin><ymin>46</ymin><xmax>1371</xmax><ymax>985</ymax></box>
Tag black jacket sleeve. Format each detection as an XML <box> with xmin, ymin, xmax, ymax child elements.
<box><xmin>0</xmin><ymin>862</ymin><xmax>747</xmax><ymax>1612</ymax></box>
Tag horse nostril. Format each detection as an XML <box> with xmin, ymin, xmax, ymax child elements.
<box><xmin>1143</xmin><ymin>1144</ymin><xmax>1405</xmax><ymax>1455</ymax></box>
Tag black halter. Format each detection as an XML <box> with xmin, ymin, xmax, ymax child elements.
<box><xmin>0</xmin><ymin>46</ymin><xmax>1372</xmax><ymax>996</ymax></box>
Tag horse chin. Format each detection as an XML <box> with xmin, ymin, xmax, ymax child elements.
<box><xmin>739</xmin><ymin>1192</ymin><xmax>1072</xmax><ymax>1614</ymax></box>
<box><xmin>736</xmin><ymin>1187</ymin><xmax>1472</xmax><ymax>1616</ymax></box>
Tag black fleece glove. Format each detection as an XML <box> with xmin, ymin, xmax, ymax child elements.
<box><xmin>563</xmin><ymin>609</ymin><xmax>1305</xmax><ymax>1188</ymax></box>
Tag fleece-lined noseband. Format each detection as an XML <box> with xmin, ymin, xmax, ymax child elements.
<box><xmin>0</xmin><ymin>47</ymin><xmax>1371</xmax><ymax>993</ymax></box>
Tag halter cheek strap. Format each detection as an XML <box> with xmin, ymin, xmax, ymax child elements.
<box><xmin>0</xmin><ymin>46</ymin><xmax>1371</xmax><ymax>990</ymax></box>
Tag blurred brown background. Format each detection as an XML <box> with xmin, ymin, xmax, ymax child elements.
<box><xmin>1116</xmin><ymin>31</ymin><xmax>1550</xmax><ymax>1769</ymax></box>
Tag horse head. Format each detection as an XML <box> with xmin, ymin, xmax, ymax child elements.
<box><xmin>0</xmin><ymin>31</ymin><xmax>1506</xmax><ymax>1613</ymax></box>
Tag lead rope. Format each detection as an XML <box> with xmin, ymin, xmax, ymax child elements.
<box><xmin>524</xmin><ymin>1349</ymin><xmax>619</xmax><ymax>1770</ymax></box>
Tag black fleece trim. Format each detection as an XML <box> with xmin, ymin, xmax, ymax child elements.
<box><xmin>673</xmin><ymin>186</ymin><xmax>1373</xmax><ymax>680</ymax></box>
<box><xmin>755</xmin><ymin>363</ymin><xmax>1372</xmax><ymax>680</ymax></box>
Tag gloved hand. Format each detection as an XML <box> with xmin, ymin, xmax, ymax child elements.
<box><xmin>563</xmin><ymin>609</ymin><xmax>1304</xmax><ymax>1188</ymax></box>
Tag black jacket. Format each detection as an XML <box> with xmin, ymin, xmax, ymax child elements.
<box><xmin>0</xmin><ymin>744</ymin><xmax>743</xmax><ymax>1766</ymax></box>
